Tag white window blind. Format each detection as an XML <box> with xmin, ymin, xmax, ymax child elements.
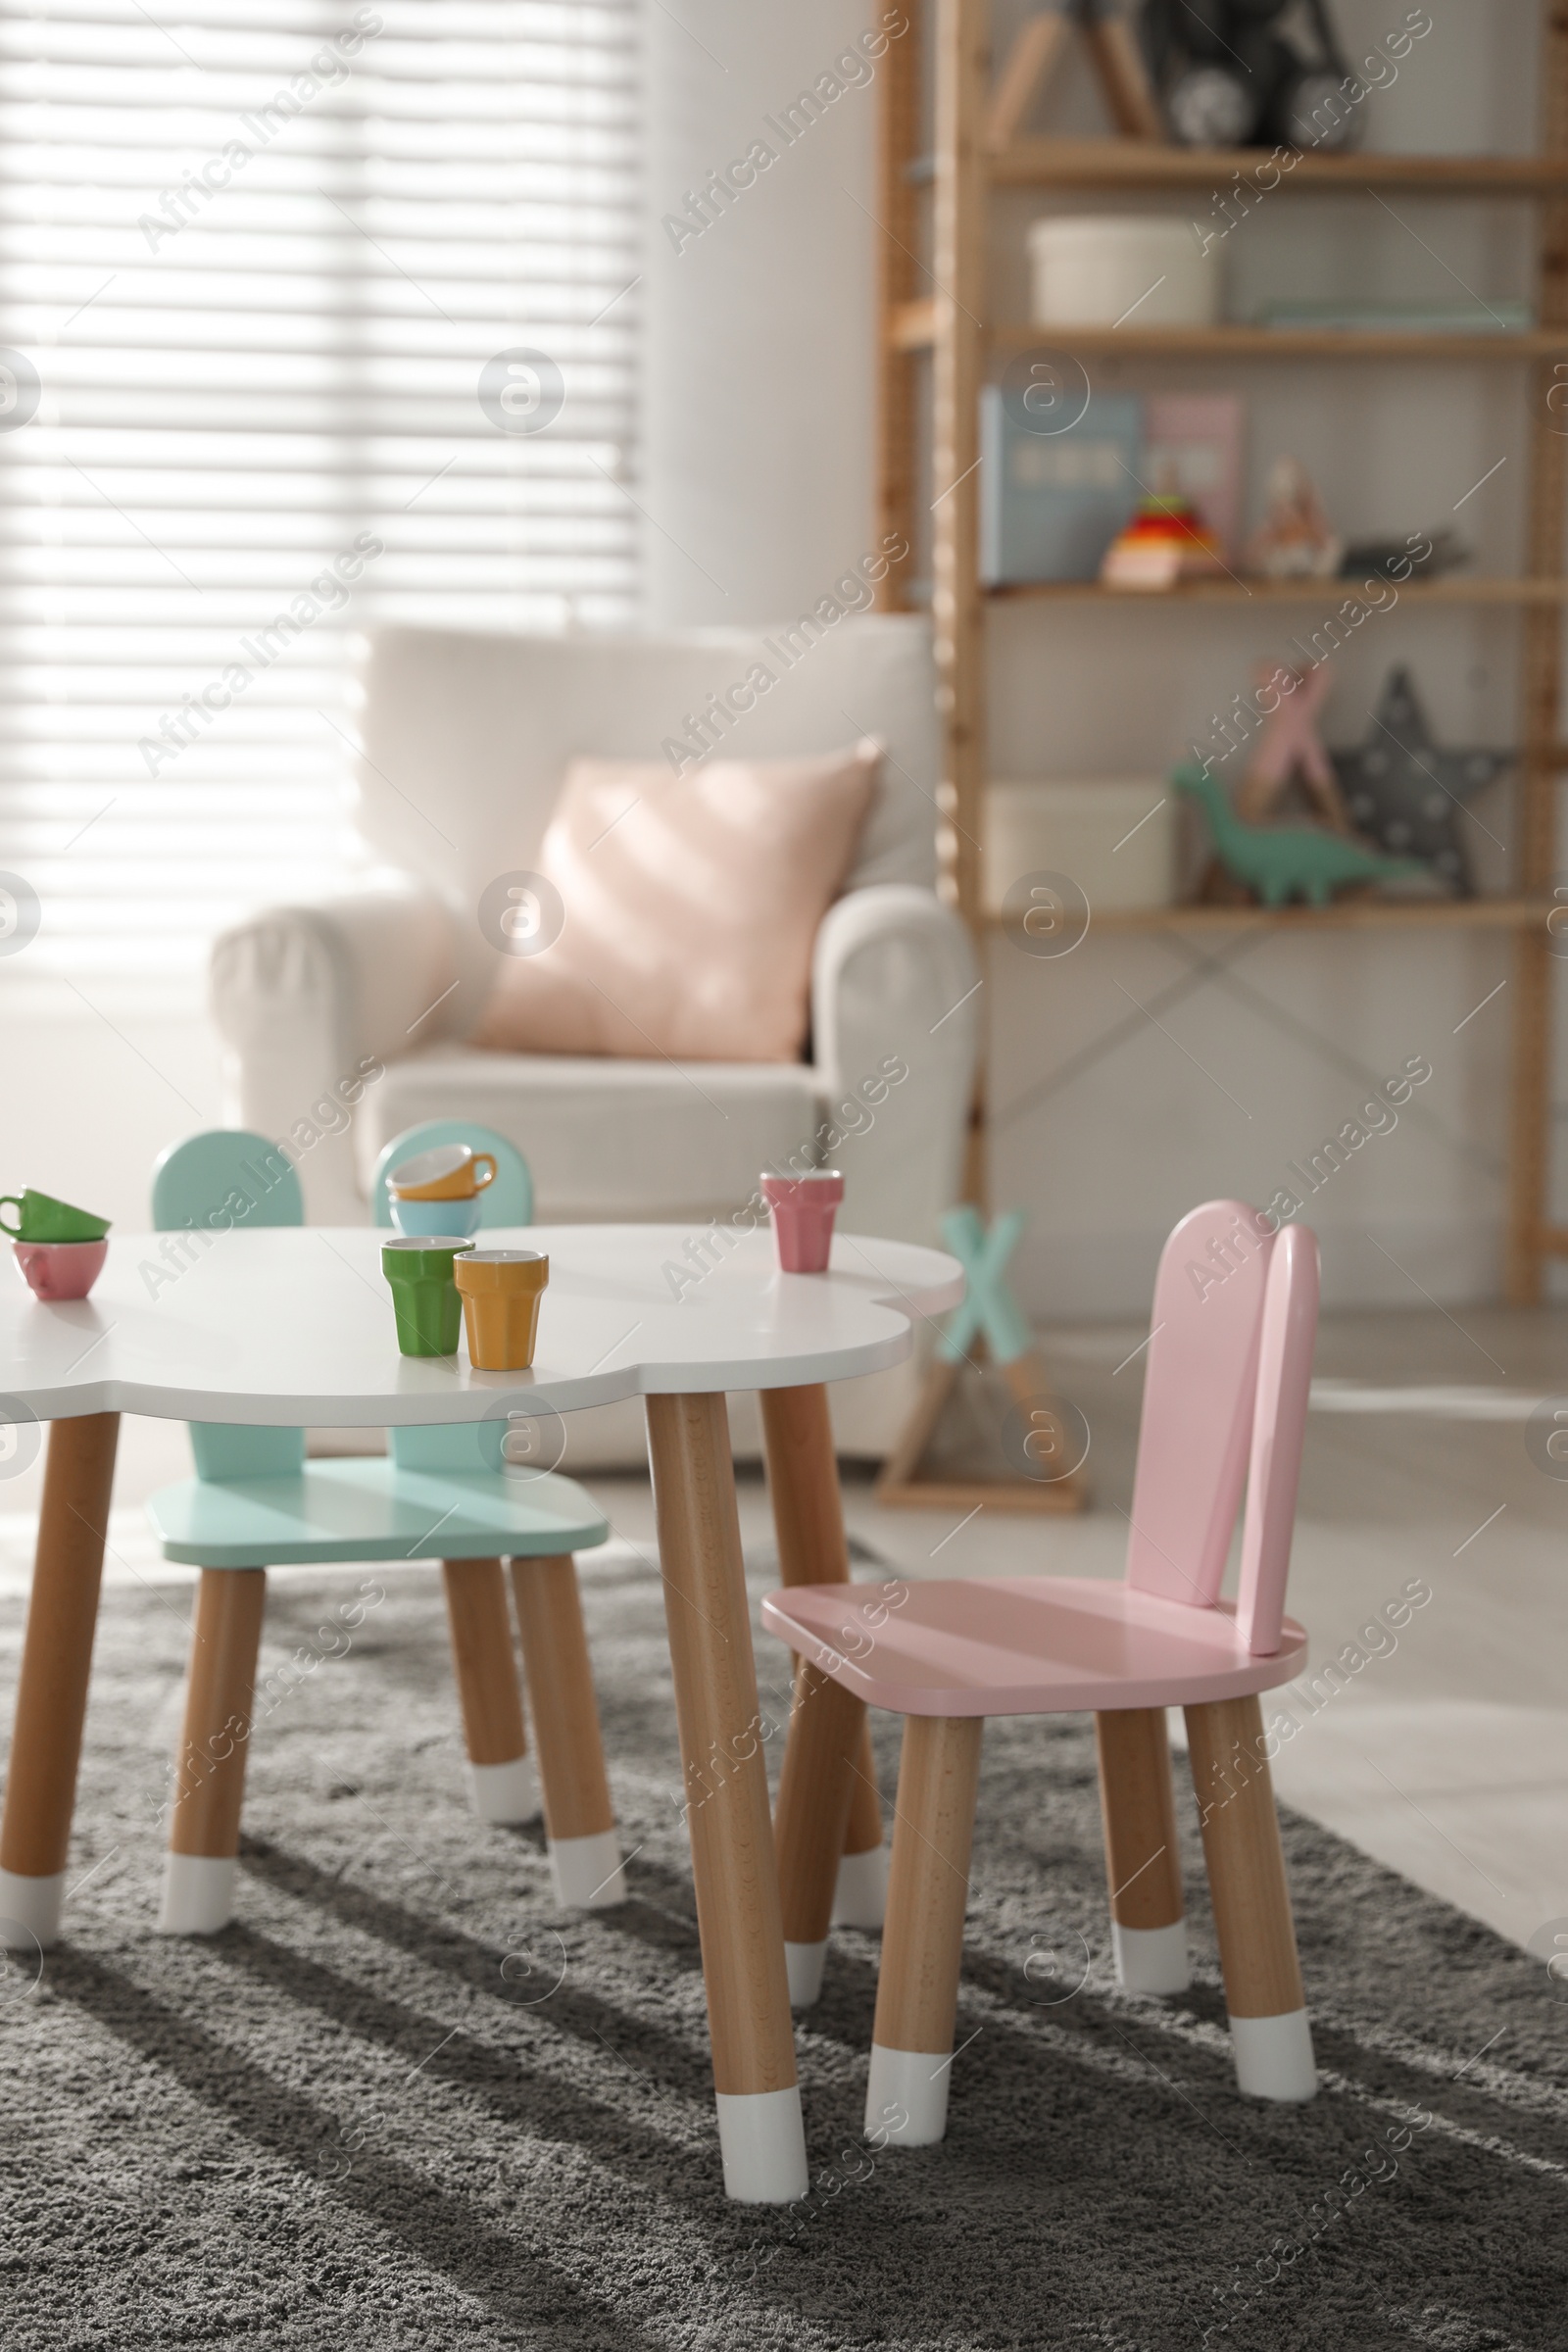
<box><xmin>0</xmin><ymin>0</ymin><xmax>642</xmax><ymax>994</ymax></box>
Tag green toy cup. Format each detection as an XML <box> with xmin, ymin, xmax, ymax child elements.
<box><xmin>0</xmin><ymin>1189</ymin><xmax>111</xmax><ymax>1244</ymax></box>
<box><xmin>381</xmin><ymin>1237</ymin><xmax>475</xmax><ymax>1357</ymax></box>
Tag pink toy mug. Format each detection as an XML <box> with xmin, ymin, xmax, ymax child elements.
<box><xmin>12</xmin><ymin>1238</ymin><xmax>109</xmax><ymax>1301</ymax></box>
<box><xmin>760</xmin><ymin>1170</ymin><xmax>844</xmax><ymax>1274</ymax></box>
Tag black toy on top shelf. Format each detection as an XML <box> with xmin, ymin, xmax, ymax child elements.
<box><xmin>1340</xmin><ymin>527</ymin><xmax>1469</xmax><ymax>585</ymax></box>
<box><xmin>1332</xmin><ymin>667</ymin><xmax>1515</xmax><ymax>900</ymax></box>
<box><xmin>1139</xmin><ymin>0</ymin><xmax>1356</xmax><ymax>150</ymax></box>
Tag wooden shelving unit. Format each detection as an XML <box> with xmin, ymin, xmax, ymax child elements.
<box><xmin>878</xmin><ymin>0</ymin><xmax>1568</xmax><ymax>1303</ymax></box>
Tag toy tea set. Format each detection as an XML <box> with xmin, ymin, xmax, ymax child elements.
<box><xmin>7</xmin><ymin>1148</ymin><xmax>848</xmax><ymax>1362</ymax></box>
<box><xmin>381</xmin><ymin>1144</ymin><xmax>548</xmax><ymax>1368</ymax></box>
<box><xmin>3</xmin><ymin>1189</ymin><xmax>113</xmax><ymax>1300</ymax></box>
<box><xmin>380</xmin><ymin>1151</ymin><xmax>847</xmax><ymax>1366</ymax></box>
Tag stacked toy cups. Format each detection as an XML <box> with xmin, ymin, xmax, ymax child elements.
<box><xmin>386</xmin><ymin>1143</ymin><xmax>498</xmax><ymax>1238</ymax></box>
<box><xmin>381</xmin><ymin>1146</ymin><xmax>549</xmax><ymax>1367</ymax></box>
<box><xmin>2</xmin><ymin>1188</ymin><xmax>112</xmax><ymax>1300</ymax></box>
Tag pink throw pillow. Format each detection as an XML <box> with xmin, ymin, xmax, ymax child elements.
<box><xmin>471</xmin><ymin>742</ymin><xmax>880</xmax><ymax>1063</ymax></box>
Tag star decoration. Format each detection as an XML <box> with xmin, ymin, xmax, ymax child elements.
<box><xmin>1331</xmin><ymin>666</ymin><xmax>1513</xmax><ymax>899</ymax></box>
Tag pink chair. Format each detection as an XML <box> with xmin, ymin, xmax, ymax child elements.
<box><xmin>762</xmin><ymin>1202</ymin><xmax>1319</xmax><ymax>2145</ymax></box>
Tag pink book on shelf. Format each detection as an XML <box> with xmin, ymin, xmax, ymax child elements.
<box><xmin>1143</xmin><ymin>394</ymin><xmax>1245</xmax><ymax>564</ymax></box>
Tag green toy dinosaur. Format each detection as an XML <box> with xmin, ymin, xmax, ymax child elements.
<box><xmin>1173</xmin><ymin>763</ymin><xmax>1425</xmax><ymax>907</ymax></box>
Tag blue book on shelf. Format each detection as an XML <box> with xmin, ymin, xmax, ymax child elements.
<box><xmin>980</xmin><ymin>388</ymin><xmax>1144</xmax><ymax>584</ymax></box>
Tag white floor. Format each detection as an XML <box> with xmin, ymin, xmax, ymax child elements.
<box><xmin>3</xmin><ymin>1304</ymin><xmax>1563</xmax><ymax>1956</ymax></box>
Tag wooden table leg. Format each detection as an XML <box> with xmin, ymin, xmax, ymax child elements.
<box><xmin>760</xmin><ymin>1383</ymin><xmax>887</xmax><ymax>1927</ymax></box>
<box><xmin>441</xmin><ymin>1557</ymin><xmax>537</xmax><ymax>1825</ymax></box>
<box><xmin>646</xmin><ymin>1391</ymin><xmax>808</xmax><ymax>2204</ymax></box>
<box><xmin>0</xmin><ymin>1412</ymin><xmax>120</xmax><ymax>1948</ymax></box>
<box><xmin>511</xmin><ymin>1554</ymin><xmax>625</xmax><ymax>1909</ymax></box>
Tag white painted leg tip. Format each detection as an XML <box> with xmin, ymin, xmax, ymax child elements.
<box><xmin>1230</xmin><ymin>2009</ymin><xmax>1318</xmax><ymax>2102</ymax></box>
<box><xmin>714</xmin><ymin>2086</ymin><xmax>808</xmax><ymax>2203</ymax></box>
<box><xmin>1112</xmin><ymin>1918</ymin><xmax>1190</xmax><ymax>1996</ymax></box>
<box><xmin>0</xmin><ymin>1869</ymin><xmax>65</xmax><ymax>1949</ymax></box>
<box><xmin>467</xmin><ymin>1755</ymin><xmax>540</xmax><ymax>1826</ymax></box>
<box><xmin>158</xmin><ymin>1853</ymin><xmax>237</xmax><ymax>1936</ymax></box>
<box><xmin>865</xmin><ymin>2042</ymin><xmax>951</xmax><ymax>2147</ymax></box>
<box><xmin>831</xmin><ymin>1843</ymin><xmax>888</xmax><ymax>1930</ymax></box>
<box><xmin>548</xmin><ymin>1830</ymin><xmax>626</xmax><ymax>1909</ymax></box>
<box><xmin>785</xmin><ymin>1938</ymin><xmax>828</xmax><ymax>2008</ymax></box>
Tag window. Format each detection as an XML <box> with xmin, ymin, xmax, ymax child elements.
<box><xmin>0</xmin><ymin>0</ymin><xmax>642</xmax><ymax>1000</ymax></box>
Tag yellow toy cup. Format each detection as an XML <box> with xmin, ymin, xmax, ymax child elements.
<box><xmin>454</xmin><ymin>1249</ymin><xmax>549</xmax><ymax>1371</ymax></box>
<box><xmin>389</xmin><ymin>1144</ymin><xmax>498</xmax><ymax>1203</ymax></box>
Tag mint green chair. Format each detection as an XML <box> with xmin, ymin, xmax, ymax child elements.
<box><xmin>144</xmin><ymin>1129</ymin><xmax>624</xmax><ymax>1939</ymax></box>
<box><xmin>370</xmin><ymin>1120</ymin><xmax>533</xmax><ymax>1229</ymax></box>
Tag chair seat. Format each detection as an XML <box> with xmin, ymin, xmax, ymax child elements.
<box><xmin>362</xmin><ymin>1046</ymin><xmax>825</xmax><ymax>1222</ymax></box>
<box><xmin>146</xmin><ymin>1461</ymin><xmax>609</xmax><ymax>1568</ymax></box>
<box><xmin>761</xmin><ymin>1577</ymin><xmax>1308</xmax><ymax>1718</ymax></box>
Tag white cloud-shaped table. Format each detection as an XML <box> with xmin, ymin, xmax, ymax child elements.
<box><xmin>0</xmin><ymin>1224</ymin><xmax>962</xmax><ymax>2203</ymax></box>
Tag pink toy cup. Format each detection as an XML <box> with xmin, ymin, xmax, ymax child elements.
<box><xmin>13</xmin><ymin>1238</ymin><xmax>109</xmax><ymax>1301</ymax></box>
<box><xmin>760</xmin><ymin>1170</ymin><xmax>844</xmax><ymax>1274</ymax></box>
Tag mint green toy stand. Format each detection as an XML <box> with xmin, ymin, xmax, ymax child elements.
<box><xmin>936</xmin><ymin>1206</ymin><xmax>1034</xmax><ymax>1369</ymax></box>
<box><xmin>876</xmin><ymin>1202</ymin><xmax>1088</xmax><ymax>1515</ymax></box>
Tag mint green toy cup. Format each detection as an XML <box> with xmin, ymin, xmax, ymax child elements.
<box><xmin>381</xmin><ymin>1237</ymin><xmax>475</xmax><ymax>1356</ymax></box>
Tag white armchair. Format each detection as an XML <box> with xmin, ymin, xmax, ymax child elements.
<box><xmin>210</xmin><ymin>615</ymin><xmax>978</xmax><ymax>1459</ymax></box>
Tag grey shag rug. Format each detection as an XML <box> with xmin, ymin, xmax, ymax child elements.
<box><xmin>1</xmin><ymin>1544</ymin><xmax>1565</xmax><ymax>2352</ymax></box>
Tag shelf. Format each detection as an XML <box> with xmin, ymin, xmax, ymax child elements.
<box><xmin>985</xmin><ymin>896</ymin><xmax>1544</xmax><ymax>936</ymax></box>
<box><xmin>889</xmin><ymin>304</ymin><xmax>1563</xmax><ymax>358</ymax></box>
<box><xmin>987</xmin><ymin>140</ymin><xmax>1568</xmax><ymax>194</ymax></box>
<box><xmin>990</xmin><ymin>322</ymin><xmax>1568</xmax><ymax>359</ymax></box>
<box><xmin>986</xmin><ymin>577</ymin><xmax>1568</xmax><ymax>606</ymax></box>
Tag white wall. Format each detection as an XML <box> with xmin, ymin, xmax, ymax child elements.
<box><xmin>643</xmin><ymin>0</ymin><xmax>1568</xmax><ymax>1314</ymax></box>
<box><xmin>0</xmin><ymin>991</ymin><xmax>225</xmax><ymax>1238</ymax></box>
<box><xmin>643</xmin><ymin>0</ymin><xmax>883</xmax><ymax>623</ymax></box>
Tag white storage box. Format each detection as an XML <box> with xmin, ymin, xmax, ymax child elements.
<box><xmin>985</xmin><ymin>780</ymin><xmax>1176</xmax><ymax>914</ymax></box>
<box><xmin>1028</xmin><ymin>217</ymin><xmax>1220</xmax><ymax>329</ymax></box>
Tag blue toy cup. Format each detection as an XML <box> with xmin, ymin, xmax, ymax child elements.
<box><xmin>390</xmin><ymin>1193</ymin><xmax>483</xmax><ymax>1240</ymax></box>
